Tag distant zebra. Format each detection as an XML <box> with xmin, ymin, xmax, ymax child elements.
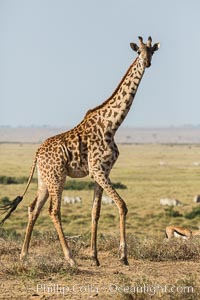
<box><xmin>160</xmin><ymin>198</ymin><xmax>182</xmax><ymax>206</ymax></box>
<box><xmin>63</xmin><ymin>196</ymin><xmax>82</xmax><ymax>204</ymax></box>
<box><xmin>102</xmin><ymin>196</ymin><xmax>114</xmax><ymax>204</ymax></box>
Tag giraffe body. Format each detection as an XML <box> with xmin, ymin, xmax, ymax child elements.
<box><xmin>0</xmin><ymin>36</ymin><xmax>160</xmax><ymax>267</ymax></box>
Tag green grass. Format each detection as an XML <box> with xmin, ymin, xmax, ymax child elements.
<box><xmin>0</xmin><ymin>176</ymin><xmax>126</xmax><ymax>190</ymax></box>
<box><xmin>0</xmin><ymin>143</ymin><xmax>200</xmax><ymax>237</ymax></box>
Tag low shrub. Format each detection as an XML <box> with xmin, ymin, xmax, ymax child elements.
<box><xmin>64</xmin><ymin>180</ymin><xmax>94</xmax><ymax>190</ymax></box>
<box><xmin>184</xmin><ymin>206</ymin><xmax>200</xmax><ymax>219</ymax></box>
<box><xmin>164</xmin><ymin>206</ymin><xmax>182</xmax><ymax>218</ymax></box>
<box><xmin>0</xmin><ymin>175</ymin><xmax>127</xmax><ymax>190</ymax></box>
<box><xmin>64</xmin><ymin>180</ymin><xmax>127</xmax><ymax>190</ymax></box>
<box><xmin>0</xmin><ymin>175</ymin><xmax>37</xmax><ymax>185</ymax></box>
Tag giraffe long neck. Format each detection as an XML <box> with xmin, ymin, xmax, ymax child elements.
<box><xmin>78</xmin><ymin>57</ymin><xmax>146</xmax><ymax>139</ymax></box>
<box><xmin>102</xmin><ymin>57</ymin><xmax>145</xmax><ymax>133</ymax></box>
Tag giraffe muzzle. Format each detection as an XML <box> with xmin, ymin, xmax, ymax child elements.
<box><xmin>146</xmin><ymin>61</ymin><xmax>151</xmax><ymax>68</ymax></box>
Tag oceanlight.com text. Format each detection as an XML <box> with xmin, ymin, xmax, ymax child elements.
<box><xmin>36</xmin><ymin>283</ymin><xmax>194</xmax><ymax>296</ymax></box>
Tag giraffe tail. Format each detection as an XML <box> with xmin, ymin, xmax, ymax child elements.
<box><xmin>0</xmin><ymin>153</ymin><xmax>38</xmax><ymax>226</ymax></box>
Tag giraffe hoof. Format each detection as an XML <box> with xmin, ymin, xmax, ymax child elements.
<box><xmin>119</xmin><ymin>257</ymin><xmax>129</xmax><ymax>266</ymax></box>
<box><xmin>20</xmin><ymin>253</ymin><xmax>28</xmax><ymax>261</ymax></box>
<box><xmin>68</xmin><ymin>258</ymin><xmax>77</xmax><ymax>267</ymax></box>
<box><xmin>90</xmin><ymin>256</ymin><xmax>100</xmax><ymax>266</ymax></box>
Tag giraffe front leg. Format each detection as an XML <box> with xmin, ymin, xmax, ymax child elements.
<box><xmin>90</xmin><ymin>182</ymin><xmax>103</xmax><ymax>266</ymax></box>
<box><xmin>48</xmin><ymin>193</ymin><xmax>76</xmax><ymax>268</ymax></box>
<box><xmin>92</xmin><ymin>174</ymin><xmax>129</xmax><ymax>265</ymax></box>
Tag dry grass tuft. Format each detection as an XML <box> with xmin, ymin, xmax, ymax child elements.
<box><xmin>1</xmin><ymin>254</ymin><xmax>78</xmax><ymax>278</ymax></box>
<box><xmin>0</xmin><ymin>231</ymin><xmax>80</xmax><ymax>278</ymax></box>
<box><xmin>96</xmin><ymin>233</ymin><xmax>200</xmax><ymax>262</ymax></box>
<box><xmin>1</xmin><ymin>231</ymin><xmax>200</xmax><ymax>299</ymax></box>
<box><xmin>127</xmin><ymin>234</ymin><xmax>200</xmax><ymax>261</ymax></box>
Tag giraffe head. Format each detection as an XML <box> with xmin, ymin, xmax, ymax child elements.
<box><xmin>130</xmin><ymin>36</ymin><xmax>160</xmax><ymax>68</ymax></box>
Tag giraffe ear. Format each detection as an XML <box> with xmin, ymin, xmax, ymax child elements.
<box><xmin>130</xmin><ymin>43</ymin><xmax>139</xmax><ymax>52</ymax></box>
<box><xmin>152</xmin><ymin>42</ymin><xmax>160</xmax><ymax>52</ymax></box>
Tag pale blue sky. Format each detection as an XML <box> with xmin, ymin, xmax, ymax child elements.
<box><xmin>1</xmin><ymin>0</ymin><xmax>200</xmax><ymax>127</ymax></box>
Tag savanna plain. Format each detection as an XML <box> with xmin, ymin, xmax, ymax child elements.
<box><xmin>1</xmin><ymin>143</ymin><xmax>200</xmax><ymax>299</ymax></box>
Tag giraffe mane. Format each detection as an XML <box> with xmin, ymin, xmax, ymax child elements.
<box><xmin>85</xmin><ymin>57</ymin><xmax>138</xmax><ymax>116</ymax></box>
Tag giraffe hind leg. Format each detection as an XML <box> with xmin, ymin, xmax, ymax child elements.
<box><xmin>20</xmin><ymin>181</ymin><xmax>49</xmax><ymax>260</ymax></box>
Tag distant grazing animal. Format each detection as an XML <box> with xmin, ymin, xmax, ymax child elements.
<box><xmin>160</xmin><ymin>198</ymin><xmax>182</xmax><ymax>206</ymax></box>
<box><xmin>63</xmin><ymin>196</ymin><xmax>82</xmax><ymax>204</ymax></box>
<box><xmin>192</xmin><ymin>162</ymin><xmax>200</xmax><ymax>167</ymax></box>
<box><xmin>165</xmin><ymin>225</ymin><xmax>200</xmax><ymax>240</ymax></box>
<box><xmin>193</xmin><ymin>195</ymin><xmax>200</xmax><ymax>203</ymax></box>
<box><xmin>102</xmin><ymin>196</ymin><xmax>114</xmax><ymax>204</ymax></box>
<box><xmin>0</xmin><ymin>36</ymin><xmax>160</xmax><ymax>267</ymax></box>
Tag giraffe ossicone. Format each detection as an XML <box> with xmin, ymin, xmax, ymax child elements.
<box><xmin>0</xmin><ymin>36</ymin><xmax>160</xmax><ymax>267</ymax></box>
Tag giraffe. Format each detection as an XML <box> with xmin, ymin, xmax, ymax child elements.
<box><xmin>0</xmin><ymin>36</ymin><xmax>160</xmax><ymax>267</ymax></box>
